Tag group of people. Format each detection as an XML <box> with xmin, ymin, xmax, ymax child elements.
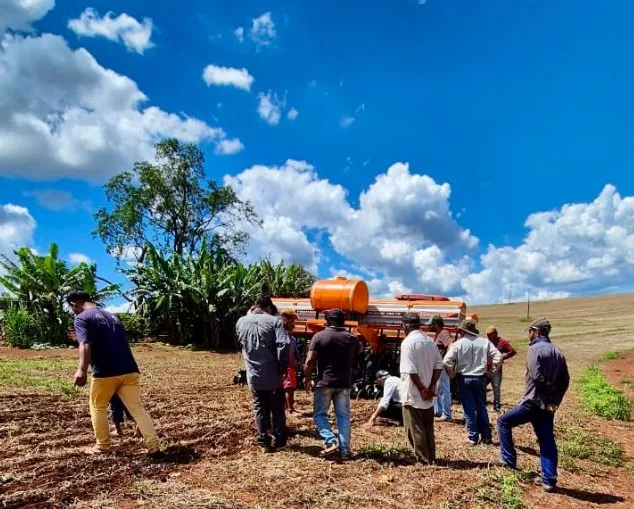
<box><xmin>64</xmin><ymin>289</ymin><xmax>570</xmax><ymax>494</ymax></box>
<box><xmin>236</xmin><ymin>297</ymin><xmax>570</xmax><ymax>493</ymax></box>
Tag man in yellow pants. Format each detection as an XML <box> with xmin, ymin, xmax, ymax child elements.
<box><xmin>67</xmin><ymin>291</ymin><xmax>160</xmax><ymax>455</ymax></box>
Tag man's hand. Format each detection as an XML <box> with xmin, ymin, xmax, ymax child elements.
<box><xmin>546</xmin><ymin>404</ymin><xmax>558</xmax><ymax>414</ymax></box>
<box><xmin>420</xmin><ymin>387</ymin><xmax>435</xmax><ymax>400</ymax></box>
<box><xmin>74</xmin><ymin>369</ymin><xmax>88</xmax><ymax>387</ymax></box>
<box><xmin>364</xmin><ymin>419</ymin><xmax>375</xmax><ymax>429</ymax></box>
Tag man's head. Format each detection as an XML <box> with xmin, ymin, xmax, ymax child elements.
<box><xmin>426</xmin><ymin>314</ymin><xmax>444</xmax><ymax>333</ymax></box>
<box><xmin>280</xmin><ymin>309</ymin><xmax>298</xmax><ymax>332</ymax></box>
<box><xmin>402</xmin><ymin>312</ymin><xmax>421</xmax><ymax>333</ymax></box>
<box><xmin>254</xmin><ymin>295</ymin><xmax>274</xmax><ymax>314</ymax></box>
<box><xmin>486</xmin><ymin>325</ymin><xmax>499</xmax><ymax>341</ymax></box>
<box><xmin>375</xmin><ymin>369</ymin><xmax>390</xmax><ymax>388</ymax></box>
<box><xmin>526</xmin><ymin>317</ymin><xmax>551</xmax><ymax>340</ymax></box>
<box><xmin>457</xmin><ymin>318</ymin><xmax>479</xmax><ymax>338</ymax></box>
<box><xmin>326</xmin><ymin>308</ymin><xmax>345</xmax><ymax>328</ymax></box>
<box><xmin>65</xmin><ymin>291</ymin><xmax>93</xmax><ymax>315</ymax></box>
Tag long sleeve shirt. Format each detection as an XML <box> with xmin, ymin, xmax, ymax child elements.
<box><xmin>236</xmin><ymin>310</ymin><xmax>290</xmax><ymax>391</ymax></box>
<box><xmin>444</xmin><ymin>334</ymin><xmax>502</xmax><ymax>377</ymax></box>
<box><xmin>522</xmin><ymin>336</ymin><xmax>570</xmax><ymax>409</ymax></box>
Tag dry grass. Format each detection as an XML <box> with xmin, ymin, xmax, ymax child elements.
<box><xmin>1</xmin><ymin>293</ymin><xmax>634</xmax><ymax>508</ymax></box>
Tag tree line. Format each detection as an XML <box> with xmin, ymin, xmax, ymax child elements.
<box><xmin>0</xmin><ymin>139</ymin><xmax>314</xmax><ymax>349</ymax></box>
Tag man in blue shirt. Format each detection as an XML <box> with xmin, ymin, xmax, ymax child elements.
<box><xmin>497</xmin><ymin>317</ymin><xmax>570</xmax><ymax>492</ymax></box>
<box><xmin>67</xmin><ymin>291</ymin><xmax>159</xmax><ymax>455</ymax></box>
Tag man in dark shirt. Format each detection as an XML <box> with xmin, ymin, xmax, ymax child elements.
<box><xmin>497</xmin><ymin>318</ymin><xmax>570</xmax><ymax>493</ymax></box>
<box><xmin>304</xmin><ymin>309</ymin><xmax>362</xmax><ymax>460</ymax></box>
<box><xmin>67</xmin><ymin>291</ymin><xmax>159</xmax><ymax>455</ymax></box>
<box><xmin>485</xmin><ymin>326</ymin><xmax>517</xmax><ymax>412</ymax></box>
<box><xmin>236</xmin><ymin>295</ymin><xmax>290</xmax><ymax>452</ymax></box>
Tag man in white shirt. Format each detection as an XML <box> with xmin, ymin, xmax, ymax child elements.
<box><xmin>444</xmin><ymin>319</ymin><xmax>502</xmax><ymax>445</ymax></box>
<box><xmin>399</xmin><ymin>312</ymin><xmax>444</xmax><ymax>464</ymax></box>
<box><xmin>365</xmin><ymin>370</ymin><xmax>403</xmax><ymax>427</ymax></box>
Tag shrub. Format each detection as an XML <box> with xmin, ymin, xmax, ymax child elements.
<box><xmin>116</xmin><ymin>313</ymin><xmax>148</xmax><ymax>342</ymax></box>
<box><xmin>2</xmin><ymin>307</ymin><xmax>37</xmax><ymax>349</ymax></box>
<box><xmin>579</xmin><ymin>366</ymin><xmax>632</xmax><ymax>421</ymax></box>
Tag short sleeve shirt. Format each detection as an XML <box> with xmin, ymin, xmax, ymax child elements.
<box><xmin>74</xmin><ymin>308</ymin><xmax>139</xmax><ymax>378</ymax></box>
<box><xmin>434</xmin><ymin>329</ymin><xmax>455</xmax><ymax>358</ymax></box>
<box><xmin>399</xmin><ymin>330</ymin><xmax>443</xmax><ymax>409</ymax></box>
<box><xmin>378</xmin><ymin>376</ymin><xmax>402</xmax><ymax>410</ymax></box>
<box><xmin>309</xmin><ymin>327</ymin><xmax>360</xmax><ymax>389</ymax></box>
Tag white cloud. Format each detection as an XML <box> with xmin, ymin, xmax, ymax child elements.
<box><xmin>68</xmin><ymin>8</ymin><xmax>154</xmax><ymax>55</ymax></box>
<box><xmin>23</xmin><ymin>189</ymin><xmax>91</xmax><ymax>212</ymax></box>
<box><xmin>234</xmin><ymin>27</ymin><xmax>244</xmax><ymax>43</ymax></box>
<box><xmin>202</xmin><ymin>64</ymin><xmax>254</xmax><ymax>91</ymax></box>
<box><xmin>69</xmin><ymin>252</ymin><xmax>92</xmax><ymax>265</ymax></box>
<box><xmin>287</xmin><ymin>108</ymin><xmax>299</xmax><ymax>121</ymax></box>
<box><xmin>0</xmin><ymin>32</ymin><xmax>240</xmax><ymax>182</ymax></box>
<box><xmin>0</xmin><ymin>0</ymin><xmax>54</xmax><ymax>34</ymax></box>
<box><xmin>250</xmin><ymin>12</ymin><xmax>276</xmax><ymax>47</ymax></box>
<box><xmin>110</xmin><ymin>245</ymin><xmax>143</xmax><ymax>263</ymax></box>
<box><xmin>257</xmin><ymin>91</ymin><xmax>286</xmax><ymax>126</ymax></box>
<box><xmin>215</xmin><ymin>138</ymin><xmax>244</xmax><ymax>156</ymax></box>
<box><xmin>340</xmin><ymin>116</ymin><xmax>355</xmax><ymax>128</ymax></box>
<box><xmin>105</xmin><ymin>300</ymin><xmax>133</xmax><ymax>314</ymax></box>
<box><xmin>0</xmin><ymin>204</ymin><xmax>36</xmax><ymax>257</ymax></box>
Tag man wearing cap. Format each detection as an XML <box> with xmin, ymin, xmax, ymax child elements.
<box><xmin>427</xmin><ymin>315</ymin><xmax>454</xmax><ymax>421</ymax></box>
<box><xmin>399</xmin><ymin>312</ymin><xmax>444</xmax><ymax>464</ymax></box>
<box><xmin>364</xmin><ymin>371</ymin><xmax>403</xmax><ymax>427</ymax></box>
<box><xmin>497</xmin><ymin>318</ymin><xmax>569</xmax><ymax>493</ymax></box>
<box><xmin>304</xmin><ymin>309</ymin><xmax>362</xmax><ymax>460</ymax></box>
<box><xmin>444</xmin><ymin>319</ymin><xmax>502</xmax><ymax>445</ymax></box>
<box><xmin>485</xmin><ymin>326</ymin><xmax>517</xmax><ymax>412</ymax></box>
<box><xmin>236</xmin><ymin>295</ymin><xmax>290</xmax><ymax>452</ymax></box>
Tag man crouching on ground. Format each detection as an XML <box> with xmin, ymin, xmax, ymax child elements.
<box><xmin>67</xmin><ymin>291</ymin><xmax>160</xmax><ymax>456</ymax></box>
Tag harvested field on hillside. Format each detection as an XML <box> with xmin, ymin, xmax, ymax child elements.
<box><xmin>1</xmin><ymin>293</ymin><xmax>634</xmax><ymax>508</ymax></box>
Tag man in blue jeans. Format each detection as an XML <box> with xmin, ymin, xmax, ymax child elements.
<box><xmin>304</xmin><ymin>309</ymin><xmax>362</xmax><ymax>460</ymax></box>
<box><xmin>497</xmin><ymin>317</ymin><xmax>569</xmax><ymax>493</ymax></box>
<box><xmin>444</xmin><ymin>319</ymin><xmax>502</xmax><ymax>445</ymax></box>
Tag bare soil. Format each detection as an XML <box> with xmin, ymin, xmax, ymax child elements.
<box><xmin>1</xmin><ymin>293</ymin><xmax>634</xmax><ymax>508</ymax></box>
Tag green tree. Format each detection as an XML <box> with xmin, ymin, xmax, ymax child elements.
<box><xmin>0</xmin><ymin>243</ymin><xmax>119</xmax><ymax>345</ymax></box>
<box><xmin>94</xmin><ymin>138</ymin><xmax>260</xmax><ymax>263</ymax></box>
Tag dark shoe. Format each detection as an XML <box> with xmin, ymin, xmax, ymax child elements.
<box><xmin>468</xmin><ymin>439</ymin><xmax>479</xmax><ymax>446</ymax></box>
<box><xmin>338</xmin><ymin>452</ymin><xmax>352</xmax><ymax>462</ymax></box>
<box><xmin>481</xmin><ymin>438</ymin><xmax>493</xmax><ymax>445</ymax></box>
<box><xmin>533</xmin><ymin>477</ymin><xmax>556</xmax><ymax>492</ymax></box>
<box><xmin>273</xmin><ymin>442</ymin><xmax>287</xmax><ymax>452</ymax></box>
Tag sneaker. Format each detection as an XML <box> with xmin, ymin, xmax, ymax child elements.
<box><xmin>338</xmin><ymin>452</ymin><xmax>352</xmax><ymax>462</ymax></box>
<box><xmin>273</xmin><ymin>442</ymin><xmax>287</xmax><ymax>452</ymax></box>
<box><xmin>533</xmin><ymin>477</ymin><xmax>556</xmax><ymax>493</ymax></box>
<box><xmin>468</xmin><ymin>439</ymin><xmax>479</xmax><ymax>446</ymax></box>
<box><xmin>481</xmin><ymin>438</ymin><xmax>493</xmax><ymax>445</ymax></box>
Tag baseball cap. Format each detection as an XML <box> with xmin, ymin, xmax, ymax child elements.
<box><xmin>524</xmin><ymin>317</ymin><xmax>551</xmax><ymax>333</ymax></box>
<box><xmin>375</xmin><ymin>370</ymin><xmax>390</xmax><ymax>381</ymax></box>
<box><xmin>426</xmin><ymin>315</ymin><xmax>444</xmax><ymax>327</ymax></box>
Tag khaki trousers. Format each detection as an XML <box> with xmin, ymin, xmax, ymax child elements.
<box><xmin>403</xmin><ymin>405</ymin><xmax>435</xmax><ymax>464</ymax></box>
<box><xmin>89</xmin><ymin>373</ymin><xmax>159</xmax><ymax>452</ymax></box>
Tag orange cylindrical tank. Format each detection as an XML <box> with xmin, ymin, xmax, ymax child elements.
<box><xmin>310</xmin><ymin>277</ymin><xmax>369</xmax><ymax>314</ymax></box>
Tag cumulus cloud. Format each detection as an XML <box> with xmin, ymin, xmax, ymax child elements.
<box><xmin>215</xmin><ymin>138</ymin><xmax>244</xmax><ymax>156</ymax></box>
<box><xmin>0</xmin><ymin>0</ymin><xmax>54</xmax><ymax>33</ymax></box>
<box><xmin>68</xmin><ymin>252</ymin><xmax>92</xmax><ymax>265</ymax></box>
<box><xmin>0</xmin><ymin>204</ymin><xmax>36</xmax><ymax>258</ymax></box>
<box><xmin>105</xmin><ymin>301</ymin><xmax>133</xmax><ymax>314</ymax></box>
<box><xmin>68</xmin><ymin>8</ymin><xmax>154</xmax><ymax>54</ymax></box>
<box><xmin>23</xmin><ymin>189</ymin><xmax>91</xmax><ymax>212</ymax></box>
<box><xmin>234</xmin><ymin>26</ymin><xmax>244</xmax><ymax>43</ymax></box>
<box><xmin>257</xmin><ymin>91</ymin><xmax>286</xmax><ymax>126</ymax></box>
<box><xmin>250</xmin><ymin>12</ymin><xmax>276</xmax><ymax>47</ymax></box>
<box><xmin>202</xmin><ymin>64</ymin><xmax>254</xmax><ymax>91</ymax></box>
<box><xmin>287</xmin><ymin>108</ymin><xmax>299</xmax><ymax>121</ymax></box>
<box><xmin>0</xmin><ymin>32</ymin><xmax>240</xmax><ymax>182</ymax></box>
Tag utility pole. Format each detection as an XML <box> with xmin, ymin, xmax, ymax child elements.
<box><xmin>527</xmin><ymin>288</ymin><xmax>531</xmax><ymax>319</ymax></box>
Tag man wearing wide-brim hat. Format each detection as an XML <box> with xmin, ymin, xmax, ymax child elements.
<box><xmin>444</xmin><ymin>318</ymin><xmax>502</xmax><ymax>445</ymax></box>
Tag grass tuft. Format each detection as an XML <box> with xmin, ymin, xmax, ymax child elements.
<box><xmin>579</xmin><ymin>366</ymin><xmax>632</xmax><ymax>421</ymax></box>
<box><xmin>559</xmin><ymin>425</ymin><xmax>626</xmax><ymax>469</ymax></box>
<box><xmin>477</xmin><ymin>472</ymin><xmax>524</xmax><ymax>509</ymax></box>
<box><xmin>602</xmin><ymin>351</ymin><xmax>622</xmax><ymax>361</ymax></box>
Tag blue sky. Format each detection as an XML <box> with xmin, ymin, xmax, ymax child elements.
<box><xmin>2</xmin><ymin>0</ymin><xmax>634</xmax><ymax>309</ymax></box>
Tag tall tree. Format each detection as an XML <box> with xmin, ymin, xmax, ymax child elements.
<box><xmin>94</xmin><ymin>138</ymin><xmax>260</xmax><ymax>263</ymax></box>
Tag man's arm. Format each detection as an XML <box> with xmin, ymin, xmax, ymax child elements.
<box><xmin>551</xmin><ymin>356</ymin><xmax>570</xmax><ymax>408</ymax></box>
<box><xmin>304</xmin><ymin>350</ymin><xmax>317</xmax><ymax>391</ymax></box>
<box><xmin>366</xmin><ymin>381</ymin><xmax>396</xmax><ymax>427</ymax></box>
<box><xmin>527</xmin><ymin>348</ymin><xmax>555</xmax><ymax>395</ymax></box>
<box><xmin>488</xmin><ymin>342</ymin><xmax>503</xmax><ymax>373</ymax></box>
<box><xmin>502</xmin><ymin>340</ymin><xmax>517</xmax><ymax>361</ymax></box>
<box><xmin>443</xmin><ymin>342</ymin><xmax>458</xmax><ymax>377</ymax></box>
<box><xmin>274</xmin><ymin>320</ymin><xmax>290</xmax><ymax>374</ymax></box>
<box><xmin>73</xmin><ymin>317</ymin><xmax>91</xmax><ymax>386</ymax></box>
